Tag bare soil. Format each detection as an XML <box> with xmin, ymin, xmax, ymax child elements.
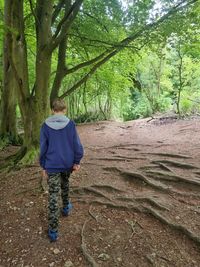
<box><xmin>1</xmin><ymin>117</ymin><xmax>200</xmax><ymax>267</ymax></box>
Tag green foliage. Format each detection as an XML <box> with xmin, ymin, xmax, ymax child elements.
<box><xmin>123</xmin><ymin>92</ymin><xmax>152</xmax><ymax>121</ymax></box>
<box><xmin>1</xmin><ymin>0</ymin><xmax>200</xmax><ymax>133</ymax></box>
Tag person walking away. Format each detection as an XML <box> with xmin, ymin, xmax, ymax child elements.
<box><xmin>39</xmin><ymin>99</ymin><xmax>84</xmax><ymax>241</ymax></box>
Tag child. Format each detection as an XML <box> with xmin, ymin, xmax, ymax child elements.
<box><xmin>39</xmin><ymin>99</ymin><xmax>84</xmax><ymax>242</ymax></box>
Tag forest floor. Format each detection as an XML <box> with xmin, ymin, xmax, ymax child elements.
<box><xmin>1</xmin><ymin>115</ymin><xmax>200</xmax><ymax>267</ymax></box>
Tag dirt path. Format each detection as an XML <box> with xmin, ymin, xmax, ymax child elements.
<box><xmin>1</xmin><ymin>117</ymin><xmax>200</xmax><ymax>267</ymax></box>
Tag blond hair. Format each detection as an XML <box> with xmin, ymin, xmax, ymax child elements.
<box><xmin>51</xmin><ymin>99</ymin><xmax>66</xmax><ymax>112</ymax></box>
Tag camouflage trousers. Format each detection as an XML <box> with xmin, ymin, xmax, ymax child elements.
<box><xmin>47</xmin><ymin>171</ymin><xmax>70</xmax><ymax>231</ymax></box>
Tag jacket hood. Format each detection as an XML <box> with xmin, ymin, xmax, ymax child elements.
<box><xmin>45</xmin><ymin>115</ymin><xmax>70</xmax><ymax>130</ymax></box>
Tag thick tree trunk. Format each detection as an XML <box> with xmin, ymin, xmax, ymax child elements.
<box><xmin>0</xmin><ymin>0</ymin><xmax>17</xmax><ymax>141</ymax></box>
<box><xmin>6</xmin><ymin>0</ymin><xmax>52</xmax><ymax>163</ymax></box>
<box><xmin>20</xmin><ymin>0</ymin><xmax>53</xmax><ymax>157</ymax></box>
<box><xmin>10</xmin><ymin>0</ymin><xmax>35</xmax><ymax>154</ymax></box>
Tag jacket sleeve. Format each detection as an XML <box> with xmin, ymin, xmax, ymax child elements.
<box><xmin>73</xmin><ymin>123</ymin><xmax>84</xmax><ymax>164</ymax></box>
<box><xmin>39</xmin><ymin>124</ymin><xmax>48</xmax><ymax>169</ymax></box>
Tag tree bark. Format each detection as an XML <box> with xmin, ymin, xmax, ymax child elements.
<box><xmin>177</xmin><ymin>42</ymin><xmax>183</xmax><ymax>117</ymax></box>
<box><xmin>0</xmin><ymin>0</ymin><xmax>17</xmax><ymax>140</ymax></box>
<box><xmin>9</xmin><ymin>0</ymin><xmax>53</xmax><ymax>157</ymax></box>
<box><xmin>50</xmin><ymin>0</ymin><xmax>72</xmax><ymax>104</ymax></box>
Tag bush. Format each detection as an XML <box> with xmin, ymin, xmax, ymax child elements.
<box><xmin>123</xmin><ymin>94</ymin><xmax>153</xmax><ymax>121</ymax></box>
<box><xmin>74</xmin><ymin>111</ymin><xmax>108</xmax><ymax>123</ymax></box>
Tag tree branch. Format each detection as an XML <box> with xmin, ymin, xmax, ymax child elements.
<box><xmin>59</xmin><ymin>0</ymin><xmax>197</xmax><ymax>98</ymax></box>
<box><xmin>67</xmin><ymin>33</ymin><xmax>117</xmax><ymax>47</ymax></box>
<box><xmin>82</xmin><ymin>11</ymin><xmax>109</xmax><ymax>32</ymax></box>
<box><xmin>28</xmin><ymin>0</ymin><xmax>39</xmax><ymax>25</ymax></box>
<box><xmin>50</xmin><ymin>0</ymin><xmax>84</xmax><ymax>51</ymax></box>
<box><xmin>50</xmin><ymin>1</ymin><xmax>72</xmax><ymax>103</ymax></box>
<box><xmin>59</xmin><ymin>49</ymin><xmax>118</xmax><ymax>98</ymax></box>
<box><xmin>64</xmin><ymin>49</ymin><xmax>112</xmax><ymax>75</ymax></box>
<box><xmin>52</xmin><ymin>0</ymin><xmax>66</xmax><ymax>25</ymax></box>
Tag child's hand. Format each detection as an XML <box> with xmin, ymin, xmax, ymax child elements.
<box><xmin>72</xmin><ymin>164</ymin><xmax>80</xmax><ymax>172</ymax></box>
<box><xmin>42</xmin><ymin>169</ymin><xmax>48</xmax><ymax>178</ymax></box>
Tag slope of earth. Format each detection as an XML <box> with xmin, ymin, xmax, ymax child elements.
<box><xmin>0</xmin><ymin>117</ymin><xmax>200</xmax><ymax>267</ymax></box>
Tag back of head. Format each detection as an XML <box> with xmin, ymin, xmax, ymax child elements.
<box><xmin>51</xmin><ymin>99</ymin><xmax>66</xmax><ymax>112</ymax></box>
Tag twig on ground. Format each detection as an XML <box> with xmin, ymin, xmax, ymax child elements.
<box><xmin>88</xmin><ymin>205</ymin><xmax>98</xmax><ymax>222</ymax></box>
<box><xmin>81</xmin><ymin>219</ymin><xmax>99</xmax><ymax>267</ymax></box>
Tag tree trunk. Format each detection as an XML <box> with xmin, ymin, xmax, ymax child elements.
<box><xmin>20</xmin><ymin>0</ymin><xmax>53</xmax><ymax>159</ymax></box>
<box><xmin>0</xmin><ymin>0</ymin><xmax>17</xmax><ymax>142</ymax></box>
<box><xmin>50</xmin><ymin>0</ymin><xmax>72</xmax><ymax>104</ymax></box>
<box><xmin>6</xmin><ymin>0</ymin><xmax>53</xmax><ymax>163</ymax></box>
<box><xmin>176</xmin><ymin>42</ymin><xmax>183</xmax><ymax>118</ymax></box>
<box><xmin>83</xmin><ymin>82</ymin><xmax>88</xmax><ymax>114</ymax></box>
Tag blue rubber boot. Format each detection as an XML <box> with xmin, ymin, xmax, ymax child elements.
<box><xmin>48</xmin><ymin>229</ymin><xmax>58</xmax><ymax>242</ymax></box>
<box><xmin>62</xmin><ymin>202</ymin><xmax>73</xmax><ymax>216</ymax></box>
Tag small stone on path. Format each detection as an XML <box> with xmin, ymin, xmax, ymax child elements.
<box><xmin>53</xmin><ymin>248</ymin><xmax>60</xmax><ymax>255</ymax></box>
<box><xmin>64</xmin><ymin>260</ymin><xmax>73</xmax><ymax>267</ymax></box>
<box><xmin>98</xmin><ymin>253</ymin><xmax>110</xmax><ymax>261</ymax></box>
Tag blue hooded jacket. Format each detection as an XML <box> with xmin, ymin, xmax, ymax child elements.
<box><xmin>39</xmin><ymin>115</ymin><xmax>84</xmax><ymax>173</ymax></box>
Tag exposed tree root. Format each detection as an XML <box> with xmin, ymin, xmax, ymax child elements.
<box><xmin>82</xmin><ymin>162</ymin><xmax>107</xmax><ymax>167</ymax></box>
<box><xmin>0</xmin><ymin>147</ymin><xmax>26</xmax><ymax>172</ymax></box>
<box><xmin>112</xmin><ymin>147</ymin><xmax>140</xmax><ymax>151</ymax></box>
<box><xmin>1</xmin><ymin>146</ymin><xmax>39</xmax><ymax>171</ymax></box>
<box><xmin>112</xmin><ymin>155</ymin><xmax>146</xmax><ymax>160</ymax></box>
<box><xmin>143</xmin><ymin>152</ymin><xmax>191</xmax><ymax>159</ymax></box>
<box><xmin>76</xmin><ymin>198</ymin><xmax>142</xmax><ymax>212</ymax></box>
<box><xmin>155</xmin><ymin>144</ymin><xmax>171</xmax><ymax>148</ymax></box>
<box><xmin>153</xmin><ymin>162</ymin><xmax>174</xmax><ymax>173</ymax></box>
<box><xmin>91</xmin><ymin>184</ymin><xmax>124</xmax><ymax>193</ymax></box>
<box><xmin>81</xmin><ymin>219</ymin><xmax>99</xmax><ymax>267</ymax></box>
<box><xmin>152</xmin><ymin>160</ymin><xmax>198</xmax><ymax>170</ymax></box>
<box><xmin>90</xmin><ymin>157</ymin><xmax>132</xmax><ymax>162</ymax></box>
<box><xmin>116</xmin><ymin>196</ymin><xmax>169</xmax><ymax>211</ymax></box>
<box><xmin>5</xmin><ymin>146</ymin><xmax>27</xmax><ymax>162</ymax></box>
<box><xmin>0</xmin><ymin>161</ymin><xmax>14</xmax><ymax>172</ymax></box>
<box><xmin>0</xmin><ymin>134</ymin><xmax>22</xmax><ymax>150</ymax></box>
<box><xmin>90</xmin><ymin>156</ymin><xmax>146</xmax><ymax>161</ymax></box>
<box><xmin>19</xmin><ymin>147</ymin><xmax>39</xmax><ymax>166</ymax></box>
<box><xmin>93</xmin><ymin>143</ymin><xmax>151</xmax><ymax>151</ymax></box>
<box><xmin>103</xmin><ymin>166</ymin><xmax>172</xmax><ymax>192</ymax></box>
<box><xmin>71</xmin><ymin>186</ymin><xmax>112</xmax><ymax>202</ymax></box>
<box><xmin>77</xmin><ymin>195</ymin><xmax>200</xmax><ymax>248</ymax></box>
<box><xmin>139</xmin><ymin>164</ymin><xmax>159</xmax><ymax>171</ymax></box>
<box><xmin>171</xmin><ymin>190</ymin><xmax>200</xmax><ymax>198</ymax></box>
<box><xmin>136</xmin><ymin>197</ymin><xmax>170</xmax><ymax>211</ymax></box>
<box><xmin>144</xmin><ymin>206</ymin><xmax>200</xmax><ymax>246</ymax></box>
<box><xmin>145</xmin><ymin>171</ymin><xmax>178</xmax><ymax>181</ymax></box>
<box><xmin>146</xmin><ymin>170</ymin><xmax>200</xmax><ymax>187</ymax></box>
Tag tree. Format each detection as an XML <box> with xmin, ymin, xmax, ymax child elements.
<box><xmin>167</xmin><ymin>30</ymin><xmax>200</xmax><ymax>116</ymax></box>
<box><xmin>1</xmin><ymin>0</ymin><xmax>198</xmax><ymax>163</ymax></box>
<box><xmin>0</xmin><ymin>0</ymin><xmax>18</xmax><ymax>144</ymax></box>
